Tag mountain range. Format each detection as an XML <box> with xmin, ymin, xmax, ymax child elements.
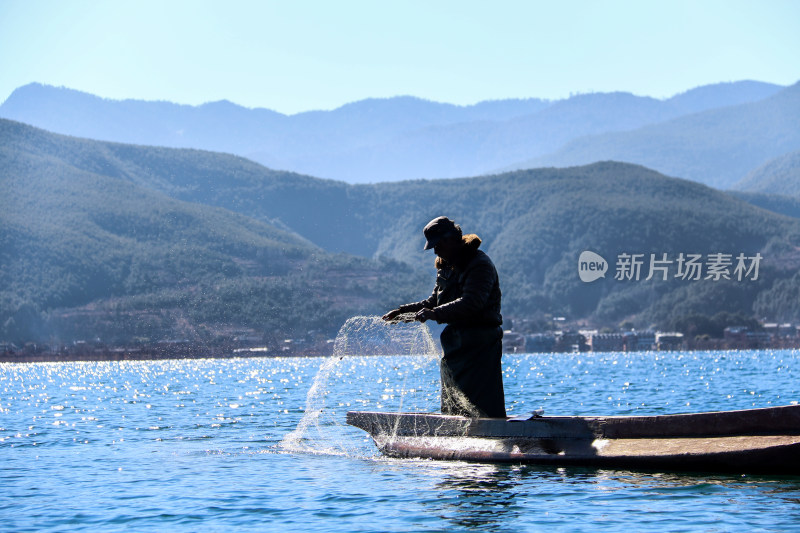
<box><xmin>2</xmin><ymin>80</ymin><xmax>796</xmax><ymax>189</ymax></box>
<box><xmin>523</xmin><ymin>82</ymin><xmax>800</xmax><ymax>189</ymax></box>
<box><xmin>4</xmin><ymin>118</ymin><xmax>800</xmax><ymax>346</ymax></box>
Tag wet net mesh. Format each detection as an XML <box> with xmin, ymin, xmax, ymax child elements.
<box><xmin>280</xmin><ymin>315</ymin><xmax>476</xmax><ymax>456</ymax></box>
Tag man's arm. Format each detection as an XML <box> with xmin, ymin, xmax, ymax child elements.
<box><xmin>382</xmin><ymin>289</ymin><xmax>437</xmax><ymax>321</ymax></box>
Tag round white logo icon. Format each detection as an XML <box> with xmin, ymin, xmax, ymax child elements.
<box><xmin>578</xmin><ymin>251</ymin><xmax>608</xmax><ymax>282</ymax></box>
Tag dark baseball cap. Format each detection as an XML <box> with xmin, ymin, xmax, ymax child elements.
<box><xmin>423</xmin><ymin>216</ymin><xmax>460</xmax><ymax>250</ymax></box>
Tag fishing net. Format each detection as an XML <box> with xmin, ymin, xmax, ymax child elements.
<box><xmin>280</xmin><ymin>314</ymin><xmax>478</xmax><ymax>456</ymax></box>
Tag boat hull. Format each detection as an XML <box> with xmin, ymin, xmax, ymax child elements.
<box><xmin>346</xmin><ymin>405</ymin><xmax>800</xmax><ymax>475</ymax></box>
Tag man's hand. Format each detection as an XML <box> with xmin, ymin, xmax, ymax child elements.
<box><xmin>382</xmin><ymin>309</ymin><xmax>402</xmax><ymax>322</ymax></box>
<box><xmin>415</xmin><ymin>308</ymin><xmax>437</xmax><ymax>323</ymax></box>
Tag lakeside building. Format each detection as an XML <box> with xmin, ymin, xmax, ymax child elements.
<box><xmin>554</xmin><ymin>331</ymin><xmax>588</xmax><ymax>353</ymax></box>
<box><xmin>508</xmin><ymin>324</ymin><xmax>799</xmax><ymax>354</ymax></box>
<box><xmin>3</xmin><ymin>323</ymin><xmax>800</xmax><ymax>362</ymax></box>
<box><xmin>525</xmin><ymin>333</ymin><xmax>555</xmax><ymax>353</ymax></box>
<box><xmin>588</xmin><ymin>333</ymin><xmax>625</xmax><ymax>352</ymax></box>
<box><xmin>623</xmin><ymin>331</ymin><xmax>656</xmax><ymax>351</ymax></box>
<box><xmin>723</xmin><ymin>326</ymin><xmax>770</xmax><ymax>349</ymax></box>
<box><xmin>762</xmin><ymin>323</ymin><xmax>798</xmax><ymax>337</ymax></box>
<box><xmin>655</xmin><ymin>332</ymin><xmax>684</xmax><ymax>350</ymax></box>
<box><xmin>502</xmin><ymin>331</ymin><xmax>526</xmax><ymax>353</ymax></box>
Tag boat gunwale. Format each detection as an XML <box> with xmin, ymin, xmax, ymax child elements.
<box><xmin>346</xmin><ymin>404</ymin><xmax>800</xmax><ymax>440</ymax></box>
<box><xmin>346</xmin><ymin>405</ymin><xmax>800</xmax><ymax>475</ymax></box>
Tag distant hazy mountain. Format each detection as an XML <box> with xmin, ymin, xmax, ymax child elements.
<box><xmin>516</xmin><ymin>82</ymin><xmax>800</xmax><ymax>189</ymax></box>
<box><xmin>726</xmin><ymin>190</ymin><xmax>800</xmax><ymax>219</ymax></box>
<box><xmin>0</xmin><ymin>80</ymin><xmax>784</xmax><ymax>183</ymax></box>
<box><xmin>5</xmin><ymin>118</ymin><xmax>800</xmax><ymax>345</ymax></box>
<box><xmin>733</xmin><ymin>149</ymin><xmax>800</xmax><ymax>196</ymax></box>
<box><xmin>667</xmin><ymin>80</ymin><xmax>786</xmax><ymax>114</ymax></box>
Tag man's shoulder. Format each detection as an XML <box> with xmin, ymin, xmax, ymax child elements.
<box><xmin>466</xmin><ymin>249</ymin><xmax>497</xmax><ymax>272</ymax></box>
<box><xmin>472</xmin><ymin>249</ymin><xmax>494</xmax><ymax>264</ymax></box>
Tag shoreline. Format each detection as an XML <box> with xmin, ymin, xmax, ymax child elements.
<box><xmin>3</xmin><ymin>344</ymin><xmax>798</xmax><ymax>364</ymax></box>
<box><xmin>0</xmin><ymin>345</ymin><xmax>335</xmax><ymax>363</ymax></box>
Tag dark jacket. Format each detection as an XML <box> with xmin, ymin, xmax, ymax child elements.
<box><xmin>397</xmin><ymin>234</ymin><xmax>505</xmax><ymax>417</ymax></box>
<box><xmin>398</xmin><ymin>235</ymin><xmax>502</xmax><ymax>328</ymax></box>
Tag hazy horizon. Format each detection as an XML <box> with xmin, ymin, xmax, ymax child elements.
<box><xmin>5</xmin><ymin>79</ymin><xmax>793</xmax><ymax>116</ymax></box>
<box><xmin>1</xmin><ymin>0</ymin><xmax>797</xmax><ymax>114</ymax></box>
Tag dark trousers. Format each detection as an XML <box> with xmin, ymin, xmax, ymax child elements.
<box><xmin>439</xmin><ymin>325</ymin><xmax>506</xmax><ymax>418</ymax></box>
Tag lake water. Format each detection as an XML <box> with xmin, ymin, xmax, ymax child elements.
<box><xmin>2</xmin><ymin>344</ymin><xmax>800</xmax><ymax>532</ymax></box>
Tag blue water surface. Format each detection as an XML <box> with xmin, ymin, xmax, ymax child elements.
<box><xmin>2</xmin><ymin>349</ymin><xmax>799</xmax><ymax>532</ymax></box>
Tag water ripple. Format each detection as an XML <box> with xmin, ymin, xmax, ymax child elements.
<box><xmin>1</xmin><ymin>351</ymin><xmax>799</xmax><ymax>531</ymax></box>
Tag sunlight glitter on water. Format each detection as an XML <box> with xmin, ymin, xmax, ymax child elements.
<box><xmin>1</xmin><ymin>348</ymin><xmax>800</xmax><ymax>532</ymax></box>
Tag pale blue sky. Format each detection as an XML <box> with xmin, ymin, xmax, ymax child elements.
<box><xmin>1</xmin><ymin>0</ymin><xmax>798</xmax><ymax>114</ymax></box>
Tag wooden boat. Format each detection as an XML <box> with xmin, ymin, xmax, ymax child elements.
<box><xmin>346</xmin><ymin>404</ymin><xmax>800</xmax><ymax>475</ymax></box>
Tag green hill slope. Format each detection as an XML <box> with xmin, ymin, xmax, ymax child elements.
<box><xmin>0</xmin><ymin>118</ymin><xmax>373</xmax><ymax>256</ymax></box>
<box><xmin>0</xmin><ymin>121</ymin><xmax>425</xmax><ymax>344</ymax></box>
<box><xmin>5</xmin><ymin>119</ymin><xmax>800</xmax><ymax>345</ymax></box>
<box><xmin>348</xmin><ymin>164</ymin><xmax>800</xmax><ymax>326</ymax></box>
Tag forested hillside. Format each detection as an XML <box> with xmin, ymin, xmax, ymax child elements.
<box><xmin>4</xmin><ymin>119</ymin><xmax>800</xmax><ymax>346</ymax></box>
<box><xmin>0</xmin><ymin>119</ymin><xmax>426</xmax><ymax>344</ymax></box>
